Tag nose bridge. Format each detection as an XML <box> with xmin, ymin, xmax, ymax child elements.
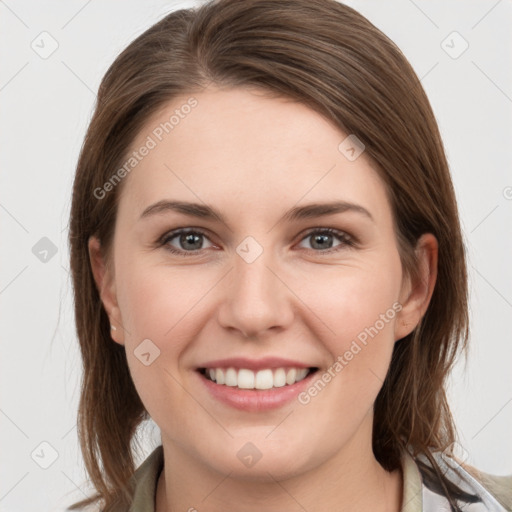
<box><xmin>218</xmin><ymin>235</ymin><xmax>292</xmax><ymax>337</ymax></box>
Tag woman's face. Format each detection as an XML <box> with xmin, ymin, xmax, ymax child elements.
<box><xmin>90</xmin><ymin>86</ymin><xmax>435</xmax><ymax>479</ymax></box>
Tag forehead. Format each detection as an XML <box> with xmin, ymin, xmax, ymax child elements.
<box><xmin>116</xmin><ymin>86</ymin><xmax>390</xmax><ymax>226</ymax></box>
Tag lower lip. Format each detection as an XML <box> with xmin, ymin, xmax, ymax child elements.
<box><xmin>196</xmin><ymin>369</ymin><xmax>318</xmax><ymax>412</ymax></box>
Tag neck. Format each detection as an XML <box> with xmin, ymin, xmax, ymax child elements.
<box><xmin>155</xmin><ymin>420</ymin><xmax>403</xmax><ymax>512</ymax></box>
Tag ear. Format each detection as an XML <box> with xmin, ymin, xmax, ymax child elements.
<box><xmin>394</xmin><ymin>233</ymin><xmax>438</xmax><ymax>341</ymax></box>
<box><xmin>88</xmin><ymin>235</ymin><xmax>125</xmax><ymax>345</ymax></box>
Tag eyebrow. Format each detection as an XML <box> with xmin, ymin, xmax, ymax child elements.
<box><xmin>139</xmin><ymin>199</ymin><xmax>374</xmax><ymax>225</ymax></box>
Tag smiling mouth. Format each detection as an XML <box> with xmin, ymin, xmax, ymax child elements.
<box><xmin>197</xmin><ymin>366</ymin><xmax>319</xmax><ymax>390</ymax></box>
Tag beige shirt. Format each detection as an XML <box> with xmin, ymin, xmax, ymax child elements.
<box><xmin>118</xmin><ymin>445</ymin><xmax>512</xmax><ymax>511</ymax></box>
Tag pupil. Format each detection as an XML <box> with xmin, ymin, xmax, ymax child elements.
<box><xmin>181</xmin><ymin>233</ymin><xmax>202</xmax><ymax>250</ymax></box>
<box><xmin>312</xmin><ymin>234</ymin><xmax>332</xmax><ymax>249</ymax></box>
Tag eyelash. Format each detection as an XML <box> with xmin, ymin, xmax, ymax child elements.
<box><xmin>157</xmin><ymin>227</ymin><xmax>357</xmax><ymax>257</ymax></box>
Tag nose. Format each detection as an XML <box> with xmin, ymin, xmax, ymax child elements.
<box><xmin>216</xmin><ymin>248</ymin><xmax>294</xmax><ymax>339</ymax></box>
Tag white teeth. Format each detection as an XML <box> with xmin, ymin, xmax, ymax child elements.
<box><xmin>273</xmin><ymin>368</ymin><xmax>287</xmax><ymax>387</ymax></box>
<box><xmin>225</xmin><ymin>367</ymin><xmax>237</xmax><ymax>386</ymax></box>
<box><xmin>296</xmin><ymin>368</ymin><xmax>309</xmax><ymax>381</ymax></box>
<box><xmin>238</xmin><ymin>369</ymin><xmax>255</xmax><ymax>389</ymax></box>
<box><xmin>216</xmin><ymin>368</ymin><xmax>225</xmax><ymax>385</ymax></box>
<box><xmin>255</xmin><ymin>369</ymin><xmax>274</xmax><ymax>389</ymax></box>
<box><xmin>205</xmin><ymin>366</ymin><xmax>312</xmax><ymax>389</ymax></box>
<box><xmin>286</xmin><ymin>368</ymin><xmax>297</xmax><ymax>385</ymax></box>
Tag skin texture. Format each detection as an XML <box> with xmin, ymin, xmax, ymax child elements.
<box><xmin>89</xmin><ymin>85</ymin><xmax>438</xmax><ymax>511</ymax></box>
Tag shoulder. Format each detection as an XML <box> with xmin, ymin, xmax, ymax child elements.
<box><xmin>461</xmin><ymin>463</ymin><xmax>512</xmax><ymax>511</ymax></box>
<box><xmin>410</xmin><ymin>447</ymin><xmax>512</xmax><ymax>511</ymax></box>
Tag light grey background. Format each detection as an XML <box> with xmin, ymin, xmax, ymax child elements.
<box><xmin>1</xmin><ymin>1</ymin><xmax>511</xmax><ymax>510</ymax></box>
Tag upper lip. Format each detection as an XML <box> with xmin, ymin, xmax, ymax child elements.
<box><xmin>197</xmin><ymin>357</ymin><xmax>316</xmax><ymax>371</ymax></box>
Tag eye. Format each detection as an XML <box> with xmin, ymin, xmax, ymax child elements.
<box><xmin>157</xmin><ymin>227</ymin><xmax>356</xmax><ymax>257</ymax></box>
<box><xmin>297</xmin><ymin>228</ymin><xmax>355</xmax><ymax>253</ymax></box>
<box><xmin>159</xmin><ymin>228</ymin><xmax>215</xmax><ymax>256</ymax></box>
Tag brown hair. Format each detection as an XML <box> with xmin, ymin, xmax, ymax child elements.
<box><xmin>68</xmin><ymin>0</ymin><xmax>472</xmax><ymax>510</ymax></box>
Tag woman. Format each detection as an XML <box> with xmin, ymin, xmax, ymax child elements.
<box><xmin>67</xmin><ymin>0</ymin><xmax>512</xmax><ymax>510</ymax></box>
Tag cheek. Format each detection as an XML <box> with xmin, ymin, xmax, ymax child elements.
<box><xmin>296</xmin><ymin>256</ymin><xmax>402</xmax><ymax>398</ymax></box>
<box><xmin>114</xmin><ymin>261</ymin><xmax>208</xmax><ymax>431</ymax></box>
<box><xmin>116</xmin><ymin>257</ymin><xmax>210</xmax><ymax>345</ymax></box>
<box><xmin>295</xmin><ymin>252</ymin><xmax>402</xmax><ymax>344</ymax></box>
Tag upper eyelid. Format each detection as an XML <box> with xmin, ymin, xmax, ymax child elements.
<box><xmin>159</xmin><ymin>227</ymin><xmax>212</xmax><ymax>244</ymax></box>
